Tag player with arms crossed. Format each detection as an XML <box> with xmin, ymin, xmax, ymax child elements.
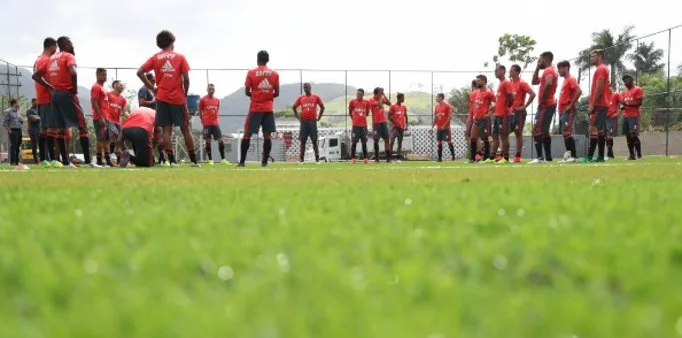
<box><xmin>368</xmin><ymin>87</ymin><xmax>392</xmax><ymax>163</ymax></box>
<box><xmin>388</xmin><ymin>93</ymin><xmax>408</xmax><ymax>160</ymax></box>
<box><xmin>33</xmin><ymin>36</ymin><xmax>96</xmax><ymax>168</ymax></box>
<box><xmin>117</xmin><ymin>107</ymin><xmax>161</xmax><ymax>168</ymax></box>
<box><xmin>509</xmin><ymin>64</ymin><xmax>536</xmax><ymax>162</ymax></box>
<box><xmin>580</xmin><ymin>49</ymin><xmax>611</xmax><ymax>163</ymax></box>
<box><xmin>108</xmin><ymin>80</ymin><xmax>128</xmax><ymax>164</ymax></box>
<box><xmin>606</xmin><ymin>90</ymin><xmax>623</xmax><ymax>160</ymax></box>
<box><xmin>32</xmin><ymin>38</ymin><xmax>57</xmax><ymax>167</ymax></box>
<box><xmin>239</xmin><ymin>50</ymin><xmax>280</xmax><ymax>167</ymax></box>
<box><xmin>470</xmin><ymin>75</ymin><xmax>496</xmax><ymax>163</ymax></box>
<box><xmin>557</xmin><ymin>61</ymin><xmax>581</xmax><ymax>162</ymax></box>
<box><xmin>530</xmin><ymin>51</ymin><xmax>558</xmax><ymax>163</ymax></box>
<box><xmin>621</xmin><ymin>74</ymin><xmax>644</xmax><ymax>160</ymax></box>
<box><xmin>200</xmin><ymin>84</ymin><xmax>228</xmax><ymax>165</ymax></box>
<box><xmin>349</xmin><ymin>88</ymin><xmax>371</xmax><ymax>163</ymax></box>
<box><xmin>431</xmin><ymin>93</ymin><xmax>455</xmax><ymax>162</ymax></box>
<box><xmin>292</xmin><ymin>82</ymin><xmax>325</xmax><ymax>163</ymax></box>
<box><xmin>137</xmin><ymin>30</ymin><xmax>199</xmax><ymax>167</ymax></box>
<box><xmin>91</xmin><ymin>68</ymin><xmax>113</xmax><ymax>167</ymax></box>
<box><xmin>490</xmin><ymin>64</ymin><xmax>514</xmax><ymax>163</ymax></box>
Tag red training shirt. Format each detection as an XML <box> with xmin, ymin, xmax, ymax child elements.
<box><xmin>434</xmin><ymin>102</ymin><xmax>452</xmax><ymax>130</ymax></box>
<box><xmin>349</xmin><ymin>99</ymin><xmax>371</xmax><ymax>127</ymax></box>
<box><xmin>495</xmin><ymin>80</ymin><xmax>513</xmax><ymax>116</ymax></box>
<box><xmin>368</xmin><ymin>96</ymin><xmax>389</xmax><ymax>124</ymax></box>
<box><xmin>590</xmin><ymin>64</ymin><xmax>611</xmax><ymax>108</ymax></box>
<box><xmin>510</xmin><ymin>79</ymin><xmax>531</xmax><ymax>110</ymax></box>
<box><xmin>473</xmin><ymin>89</ymin><xmax>495</xmax><ymax>120</ymax></box>
<box><xmin>559</xmin><ymin>76</ymin><xmax>579</xmax><ymax>112</ymax></box>
<box><xmin>107</xmin><ymin>92</ymin><xmax>127</xmax><ymax>125</ymax></box>
<box><xmin>467</xmin><ymin>90</ymin><xmax>478</xmax><ymax>122</ymax></box>
<box><xmin>33</xmin><ymin>54</ymin><xmax>52</xmax><ymax>104</ymax></box>
<box><xmin>388</xmin><ymin>103</ymin><xmax>407</xmax><ymax>129</ymax></box>
<box><xmin>90</xmin><ymin>83</ymin><xmax>110</xmax><ymax>121</ymax></box>
<box><xmin>41</xmin><ymin>52</ymin><xmax>77</xmax><ymax>92</ymax></box>
<box><xmin>294</xmin><ymin>94</ymin><xmax>323</xmax><ymax>121</ymax></box>
<box><xmin>123</xmin><ymin>107</ymin><xmax>156</xmax><ymax>135</ymax></box>
<box><xmin>538</xmin><ymin>66</ymin><xmax>558</xmax><ymax>108</ymax></box>
<box><xmin>607</xmin><ymin>92</ymin><xmax>623</xmax><ymax>118</ymax></box>
<box><xmin>199</xmin><ymin>96</ymin><xmax>220</xmax><ymax>126</ymax></box>
<box><xmin>141</xmin><ymin>51</ymin><xmax>190</xmax><ymax>105</ymax></box>
<box><xmin>622</xmin><ymin>86</ymin><xmax>644</xmax><ymax>118</ymax></box>
<box><xmin>245</xmin><ymin>66</ymin><xmax>280</xmax><ymax>113</ymax></box>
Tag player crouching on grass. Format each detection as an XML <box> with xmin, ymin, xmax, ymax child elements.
<box><xmin>293</xmin><ymin>82</ymin><xmax>325</xmax><ymax>164</ymax></box>
<box><xmin>117</xmin><ymin>107</ymin><xmax>161</xmax><ymax>168</ymax></box>
<box><xmin>200</xmin><ymin>84</ymin><xmax>228</xmax><ymax>165</ymax></box>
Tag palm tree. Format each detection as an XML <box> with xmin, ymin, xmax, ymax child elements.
<box><xmin>628</xmin><ymin>41</ymin><xmax>665</xmax><ymax>74</ymax></box>
<box><xmin>576</xmin><ymin>26</ymin><xmax>635</xmax><ymax>90</ymax></box>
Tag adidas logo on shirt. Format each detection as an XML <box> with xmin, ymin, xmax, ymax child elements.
<box><xmin>161</xmin><ymin>60</ymin><xmax>175</xmax><ymax>73</ymax></box>
<box><xmin>48</xmin><ymin>60</ymin><xmax>59</xmax><ymax>72</ymax></box>
<box><xmin>258</xmin><ymin>79</ymin><xmax>272</xmax><ymax>90</ymax></box>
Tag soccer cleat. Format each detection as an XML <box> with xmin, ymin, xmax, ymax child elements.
<box><xmin>528</xmin><ymin>158</ymin><xmax>545</xmax><ymax>164</ymax></box>
<box><xmin>67</xmin><ymin>163</ymin><xmax>78</xmax><ymax>169</ymax></box>
<box><xmin>495</xmin><ymin>156</ymin><xmax>503</xmax><ymax>162</ymax></box>
<box><xmin>513</xmin><ymin>156</ymin><xmax>522</xmax><ymax>163</ymax></box>
<box><xmin>221</xmin><ymin>159</ymin><xmax>229</xmax><ymax>165</ymax></box>
<box><xmin>316</xmin><ymin>160</ymin><xmax>322</xmax><ymax>165</ymax></box>
<box><xmin>466</xmin><ymin>159</ymin><xmax>476</xmax><ymax>164</ymax></box>
<box><xmin>51</xmin><ymin>160</ymin><xmax>64</xmax><ymax>168</ymax></box>
<box><xmin>15</xmin><ymin>164</ymin><xmax>30</xmax><ymax>170</ymax></box>
<box><xmin>561</xmin><ymin>157</ymin><xmax>577</xmax><ymax>163</ymax></box>
<box><xmin>119</xmin><ymin>153</ymin><xmax>130</xmax><ymax>168</ymax></box>
<box><xmin>563</xmin><ymin>151</ymin><xmax>571</xmax><ymax>161</ymax></box>
<box><xmin>88</xmin><ymin>163</ymin><xmax>103</xmax><ymax>168</ymax></box>
<box><xmin>261</xmin><ymin>161</ymin><xmax>268</xmax><ymax>168</ymax></box>
<box><xmin>170</xmin><ymin>162</ymin><xmax>179</xmax><ymax>168</ymax></box>
<box><xmin>594</xmin><ymin>157</ymin><xmax>605</xmax><ymax>163</ymax></box>
<box><xmin>190</xmin><ymin>162</ymin><xmax>201</xmax><ymax>168</ymax></box>
<box><xmin>208</xmin><ymin>160</ymin><xmax>215</xmax><ymax>165</ymax></box>
<box><xmin>483</xmin><ymin>158</ymin><xmax>496</xmax><ymax>164</ymax></box>
<box><xmin>577</xmin><ymin>157</ymin><xmax>592</xmax><ymax>163</ymax></box>
<box><xmin>40</xmin><ymin>160</ymin><xmax>51</xmax><ymax>168</ymax></box>
<box><xmin>163</xmin><ymin>161</ymin><xmax>170</xmax><ymax>167</ymax></box>
<box><xmin>475</xmin><ymin>154</ymin><xmax>482</xmax><ymax>161</ymax></box>
<box><xmin>627</xmin><ymin>156</ymin><xmax>636</xmax><ymax>161</ymax></box>
<box><xmin>637</xmin><ymin>155</ymin><xmax>643</xmax><ymax>160</ymax></box>
<box><xmin>351</xmin><ymin>158</ymin><xmax>357</xmax><ymax>164</ymax></box>
<box><xmin>236</xmin><ymin>162</ymin><xmax>246</xmax><ymax>167</ymax></box>
<box><xmin>298</xmin><ymin>159</ymin><xmax>304</xmax><ymax>165</ymax></box>
<box><xmin>364</xmin><ymin>158</ymin><xmax>369</xmax><ymax>164</ymax></box>
<box><xmin>496</xmin><ymin>158</ymin><xmax>510</xmax><ymax>164</ymax></box>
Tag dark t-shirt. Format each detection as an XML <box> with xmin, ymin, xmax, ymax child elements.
<box><xmin>26</xmin><ymin>107</ymin><xmax>40</xmax><ymax>131</ymax></box>
<box><xmin>138</xmin><ymin>86</ymin><xmax>155</xmax><ymax>109</ymax></box>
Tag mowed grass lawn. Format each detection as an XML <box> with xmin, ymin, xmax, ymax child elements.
<box><xmin>1</xmin><ymin>158</ymin><xmax>682</xmax><ymax>338</ymax></box>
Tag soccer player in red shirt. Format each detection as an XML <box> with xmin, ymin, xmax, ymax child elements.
<box><xmin>621</xmin><ymin>74</ymin><xmax>644</xmax><ymax>160</ymax></box>
<box><xmin>470</xmin><ymin>75</ymin><xmax>496</xmax><ymax>162</ymax></box>
<box><xmin>108</xmin><ymin>80</ymin><xmax>128</xmax><ymax>163</ymax></box>
<box><xmin>368</xmin><ymin>87</ymin><xmax>392</xmax><ymax>163</ymax></box>
<box><xmin>490</xmin><ymin>65</ymin><xmax>514</xmax><ymax>163</ymax></box>
<box><xmin>580</xmin><ymin>48</ymin><xmax>612</xmax><ymax>163</ymax></box>
<box><xmin>557</xmin><ymin>61</ymin><xmax>582</xmax><ymax>162</ymax></box>
<box><xmin>33</xmin><ymin>36</ymin><xmax>95</xmax><ymax>168</ymax></box>
<box><xmin>137</xmin><ymin>30</ymin><xmax>198</xmax><ymax>167</ymax></box>
<box><xmin>200</xmin><ymin>84</ymin><xmax>228</xmax><ymax>165</ymax></box>
<box><xmin>431</xmin><ymin>93</ymin><xmax>455</xmax><ymax>162</ymax></box>
<box><xmin>606</xmin><ymin>91</ymin><xmax>623</xmax><ymax>160</ymax></box>
<box><xmin>239</xmin><ymin>50</ymin><xmax>280</xmax><ymax>167</ymax></box>
<box><xmin>509</xmin><ymin>64</ymin><xmax>536</xmax><ymax>163</ymax></box>
<box><xmin>388</xmin><ymin>93</ymin><xmax>408</xmax><ymax>160</ymax></box>
<box><xmin>348</xmin><ymin>88</ymin><xmax>371</xmax><ymax>163</ymax></box>
<box><xmin>91</xmin><ymin>68</ymin><xmax>112</xmax><ymax>166</ymax></box>
<box><xmin>32</xmin><ymin>37</ymin><xmax>57</xmax><ymax>166</ymax></box>
<box><xmin>293</xmin><ymin>82</ymin><xmax>325</xmax><ymax>163</ymax></box>
<box><xmin>466</xmin><ymin>80</ymin><xmax>482</xmax><ymax>161</ymax></box>
<box><xmin>530</xmin><ymin>51</ymin><xmax>558</xmax><ymax>163</ymax></box>
<box><xmin>117</xmin><ymin>107</ymin><xmax>161</xmax><ymax>168</ymax></box>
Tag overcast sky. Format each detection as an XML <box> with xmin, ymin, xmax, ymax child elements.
<box><xmin>1</xmin><ymin>0</ymin><xmax>681</xmax><ymax>99</ymax></box>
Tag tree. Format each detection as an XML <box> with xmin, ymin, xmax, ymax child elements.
<box><xmin>576</xmin><ymin>25</ymin><xmax>635</xmax><ymax>90</ymax></box>
<box><xmin>628</xmin><ymin>41</ymin><xmax>665</xmax><ymax>75</ymax></box>
<box><xmin>678</xmin><ymin>63</ymin><xmax>682</xmax><ymax>77</ymax></box>
<box><xmin>486</xmin><ymin>34</ymin><xmax>538</xmax><ymax>70</ymax></box>
<box><xmin>446</xmin><ymin>86</ymin><xmax>471</xmax><ymax>125</ymax></box>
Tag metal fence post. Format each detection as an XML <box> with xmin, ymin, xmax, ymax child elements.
<box><xmin>345</xmin><ymin>70</ymin><xmax>348</xmax><ymax>132</ymax></box>
<box><xmin>388</xmin><ymin>70</ymin><xmax>392</xmax><ymax>101</ymax></box>
<box><xmin>299</xmin><ymin>70</ymin><xmax>303</xmax><ymax>95</ymax></box>
<box><xmin>430</xmin><ymin>71</ymin><xmax>434</xmax><ymax>159</ymax></box>
<box><xmin>665</xmin><ymin>29</ymin><xmax>671</xmax><ymax>157</ymax></box>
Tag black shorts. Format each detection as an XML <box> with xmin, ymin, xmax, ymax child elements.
<box><xmin>203</xmin><ymin>125</ymin><xmax>223</xmax><ymax>140</ymax></box>
<box><xmin>373</xmin><ymin>122</ymin><xmax>390</xmax><ymax>140</ymax></box>
<box><xmin>606</xmin><ymin>116</ymin><xmax>618</xmax><ymax>136</ymax></box>
<box><xmin>437</xmin><ymin>128</ymin><xmax>452</xmax><ymax>142</ymax></box>
<box><xmin>93</xmin><ymin>119</ymin><xmax>110</xmax><ymax>140</ymax></box>
<box><xmin>622</xmin><ymin>116</ymin><xmax>640</xmax><ymax>136</ymax></box>
<box><xmin>513</xmin><ymin>109</ymin><xmax>527</xmax><ymax>133</ymax></box>
<box><xmin>559</xmin><ymin>110</ymin><xmax>575</xmax><ymax>135</ymax></box>
<box><xmin>589</xmin><ymin>107</ymin><xmax>608</xmax><ymax>134</ymax></box>
<box><xmin>51</xmin><ymin>91</ymin><xmax>87</xmax><ymax>130</ymax></box>
<box><xmin>391</xmin><ymin>127</ymin><xmax>405</xmax><ymax>141</ymax></box>
<box><xmin>244</xmin><ymin>111</ymin><xmax>276</xmax><ymax>135</ymax></box>
<box><xmin>299</xmin><ymin>119</ymin><xmax>318</xmax><ymax>140</ymax></box>
<box><xmin>155</xmin><ymin>101</ymin><xmax>189</xmax><ymax>127</ymax></box>
<box><xmin>533</xmin><ymin>104</ymin><xmax>557</xmax><ymax>136</ymax></box>
<box><xmin>38</xmin><ymin>104</ymin><xmax>54</xmax><ymax>129</ymax></box>
<box><xmin>122</xmin><ymin>127</ymin><xmax>154</xmax><ymax>167</ymax></box>
<box><xmin>352</xmin><ymin>126</ymin><xmax>368</xmax><ymax>140</ymax></box>
<box><xmin>492</xmin><ymin>115</ymin><xmax>513</xmax><ymax>136</ymax></box>
<box><xmin>473</xmin><ymin>118</ymin><xmax>491</xmax><ymax>137</ymax></box>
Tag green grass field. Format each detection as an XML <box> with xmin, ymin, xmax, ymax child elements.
<box><xmin>2</xmin><ymin>158</ymin><xmax>682</xmax><ymax>338</ymax></box>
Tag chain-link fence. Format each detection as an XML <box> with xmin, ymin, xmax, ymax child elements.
<box><xmin>3</xmin><ymin>25</ymin><xmax>681</xmax><ymax>163</ymax></box>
